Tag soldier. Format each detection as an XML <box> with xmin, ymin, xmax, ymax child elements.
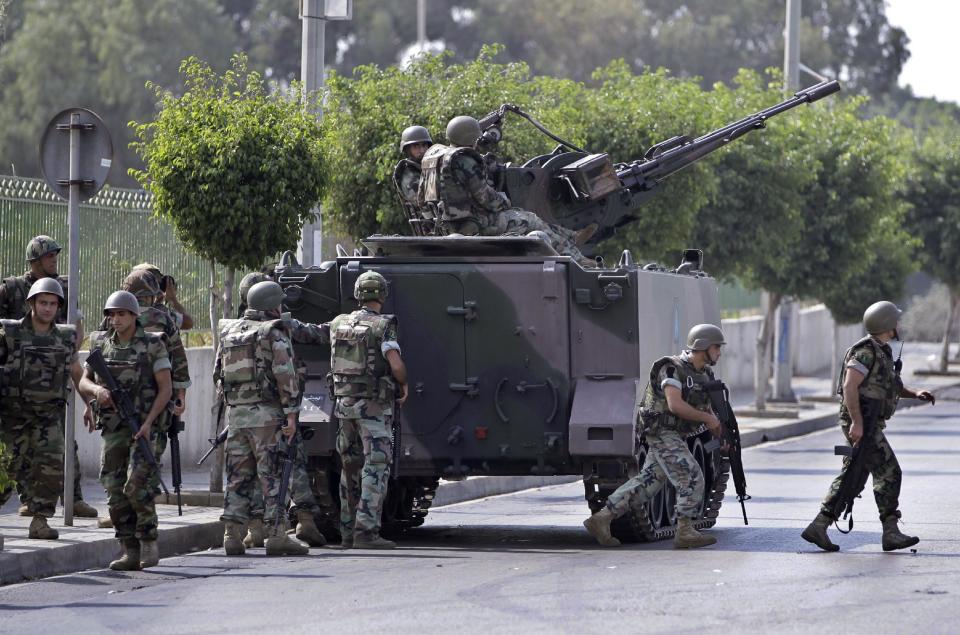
<box><xmin>215</xmin><ymin>281</ymin><xmax>309</xmax><ymax>556</ymax></box>
<box><xmin>131</xmin><ymin>262</ymin><xmax>195</xmax><ymax>330</ymax></box>
<box><xmin>233</xmin><ymin>272</ymin><xmax>328</xmax><ymax>550</ymax></box>
<box><xmin>418</xmin><ymin>116</ymin><xmax>594</xmax><ymax>264</ymax></box>
<box><xmin>393</xmin><ymin>125</ymin><xmax>434</xmax><ymax>234</ymax></box>
<box><xmin>583</xmin><ymin>324</ymin><xmax>727</xmax><ymax>549</ymax></box>
<box><xmin>0</xmin><ymin>278</ymin><xmax>81</xmax><ymax>540</ymax></box>
<box><xmin>802</xmin><ymin>301</ymin><xmax>935</xmax><ymax>553</ymax></box>
<box><xmin>330</xmin><ymin>271</ymin><xmax>408</xmax><ymax>549</ymax></box>
<box><xmin>79</xmin><ymin>291</ymin><xmax>172</xmax><ymax>570</ymax></box>
<box><xmin>0</xmin><ymin>235</ymin><xmax>97</xmax><ymax>518</ymax></box>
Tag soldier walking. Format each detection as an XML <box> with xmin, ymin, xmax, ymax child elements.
<box><xmin>79</xmin><ymin>291</ymin><xmax>172</xmax><ymax>570</ymax></box>
<box><xmin>215</xmin><ymin>281</ymin><xmax>309</xmax><ymax>556</ymax></box>
<box><xmin>802</xmin><ymin>301</ymin><xmax>935</xmax><ymax>552</ymax></box>
<box><xmin>418</xmin><ymin>116</ymin><xmax>595</xmax><ymax>264</ymax></box>
<box><xmin>0</xmin><ymin>278</ymin><xmax>82</xmax><ymax>540</ymax></box>
<box><xmin>584</xmin><ymin>324</ymin><xmax>727</xmax><ymax>549</ymax></box>
<box><xmin>0</xmin><ymin>235</ymin><xmax>97</xmax><ymax>518</ymax></box>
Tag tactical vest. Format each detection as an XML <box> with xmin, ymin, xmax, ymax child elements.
<box><xmin>418</xmin><ymin>144</ymin><xmax>486</xmax><ymax>227</ymax></box>
<box><xmin>88</xmin><ymin>329</ymin><xmax>157</xmax><ymax>432</ymax></box>
<box><xmin>218</xmin><ymin>317</ymin><xmax>285</xmax><ymax>406</ymax></box>
<box><xmin>1</xmin><ymin>274</ymin><xmax>69</xmax><ymax>322</ymax></box>
<box><xmin>0</xmin><ymin>318</ymin><xmax>76</xmax><ymax>410</ymax></box>
<box><xmin>638</xmin><ymin>355</ymin><xmax>715</xmax><ymax>435</ymax></box>
<box><xmin>836</xmin><ymin>336</ymin><xmax>900</xmax><ymax>420</ymax></box>
<box><xmin>329</xmin><ymin>310</ymin><xmax>394</xmax><ymax>400</ymax></box>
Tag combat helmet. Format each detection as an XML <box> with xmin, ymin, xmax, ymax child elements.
<box><xmin>863</xmin><ymin>301</ymin><xmax>902</xmax><ymax>335</ymax></box>
<box><xmin>122</xmin><ymin>269</ymin><xmax>161</xmax><ymax>301</ymax></box>
<box><xmin>686</xmin><ymin>324</ymin><xmax>726</xmax><ymax>351</ymax></box>
<box><xmin>354</xmin><ymin>271</ymin><xmax>388</xmax><ymax>304</ymax></box>
<box><xmin>103</xmin><ymin>290</ymin><xmax>141</xmax><ymax>316</ymax></box>
<box><xmin>26</xmin><ymin>277</ymin><xmax>64</xmax><ymax>304</ymax></box>
<box><xmin>446</xmin><ymin>116</ymin><xmax>481</xmax><ymax>148</ymax></box>
<box><xmin>239</xmin><ymin>272</ymin><xmax>270</xmax><ymax>305</ymax></box>
<box><xmin>247</xmin><ymin>281</ymin><xmax>284</xmax><ymax>312</ymax></box>
<box><xmin>26</xmin><ymin>235</ymin><xmax>62</xmax><ymax>262</ymax></box>
<box><xmin>400</xmin><ymin>125</ymin><xmax>433</xmax><ymax>152</ymax></box>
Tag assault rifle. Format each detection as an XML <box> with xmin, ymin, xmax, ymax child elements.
<box><xmin>273</xmin><ymin>423</ymin><xmax>301</xmax><ymax>531</ymax></box>
<box><xmin>86</xmin><ymin>348</ymin><xmax>169</xmax><ymax>496</ymax></box>
<box><xmin>829</xmin><ymin>397</ymin><xmax>882</xmax><ymax>533</ymax></box>
<box><xmin>703</xmin><ymin>379</ymin><xmax>750</xmax><ymax>525</ymax></box>
<box><xmin>197</xmin><ymin>426</ymin><xmax>229</xmax><ymax>466</ymax></box>
<box><xmin>169</xmin><ymin>414</ymin><xmax>184</xmax><ymax>515</ymax></box>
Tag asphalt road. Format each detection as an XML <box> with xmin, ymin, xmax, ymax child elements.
<box><xmin>1</xmin><ymin>400</ymin><xmax>957</xmax><ymax>635</ymax></box>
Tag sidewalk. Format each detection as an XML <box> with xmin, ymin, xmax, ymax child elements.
<box><xmin>2</xmin><ymin>343</ymin><xmax>958</xmax><ymax>585</ymax></box>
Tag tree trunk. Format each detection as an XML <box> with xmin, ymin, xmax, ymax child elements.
<box><xmin>208</xmin><ymin>262</ymin><xmax>224</xmax><ymax>493</ymax></box>
<box><xmin>222</xmin><ymin>268</ymin><xmax>235</xmax><ymax>320</ymax></box>
<box><xmin>939</xmin><ymin>291</ymin><xmax>959</xmax><ymax>373</ymax></box>
<box><xmin>754</xmin><ymin>291</ymin><xmax>782</xmax><ymax>410</ymax></box>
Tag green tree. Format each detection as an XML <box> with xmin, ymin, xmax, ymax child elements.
<box><xmin>0</xmin><ymin>0</ymin><xmax>236</xmax><ymax>185</ymax></box>
<box><xmin>129</xmin><ymin>54</ymin><xmax>324</xmax><ymax>332</ymax></box>
<box><xmin>904</xmin><ymin>121</ymin><xmax>960</xmax><ymax>371</ymax></box>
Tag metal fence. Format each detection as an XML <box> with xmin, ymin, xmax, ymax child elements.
<box><xmin>0</xmin><ymin>175</ymin><xmax>227</xmax><ymax>339</ymax></box>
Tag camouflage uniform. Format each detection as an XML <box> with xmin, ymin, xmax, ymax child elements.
<box><xmin>0</xmin><ymin>317</ymin><xmax>77</xmax><ymax>517</ymax></box>
<box><xmin>820</xmin><ymin>337</ymin><xmax>903</xmax><ymax>521</ymax></box>
<box><xmin>330</xmin><ymin>307</ymin><xmax>399</xmax><ymax>541</ymax></box>
<box><xmin>86</xmin><ymin>325</ymin><xmax>170</xmax><ymax>541</ymax></box>
<box><xmin>605</xmin><ymin>352</ymin><xmax>712</xmax><ymax>520</ymax></box>
<box><xmin>215</xmin><ymin>310</ymin><xmax>300</xmax><ymax>526</ymax></box>
<box><xmin>418</xmin><ymin>144</ymin><xmax>589</xmax><ymax>260</ymax></box>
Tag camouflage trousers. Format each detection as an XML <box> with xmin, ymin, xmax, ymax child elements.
<box><xmin>100</xmin><ymin>428</ymin><xmax>167</xmax><ymax>541</ymax></box>
<box><xmin>17</xmin><ymin>435</ymin><xmax>84</xmax><ymax>505</ymax></box>
<box><xmin>481</xmin><ymin>208</ymin><xmax>589</xmax><ymax>261</ymax></box>
<box><xmin>220</xmin><ymin>424</ymin><xmax>286</xmax><ymax>525</ymax></box>
<box><xmin>248</xmin><ymin>430</ymin><xmax>319</xmax><ymax>520</ymax></box>
<box><xmin>0</xmin><ymin>408</ymin><xmax>65</xmax><ymax>517</ymax></box>
<box><xmin>605</xmin><ymin>428</ymin><xmax>704</xmax><ymax>520</ymax></box>
<box><xmin>821</xmin><ymin>420</ymin><xmax>902</xmax><ymax>521</ymax></box>
<box><xmin>336</xmin><ymin>406</ymin><xmax>392</xmax><ymax>540</ymax></box>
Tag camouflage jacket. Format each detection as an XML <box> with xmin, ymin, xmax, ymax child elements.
<box><xmin>418</xmin><ymin>144</ymin><xmax>509</xmax><ymax>228</ymax></box>
<box><xmin>329</xmin><ymin>308</ymin><xmax>399</xmax><ymax>416</ymax></box>
<box><xmin>215</xmin><ymin>310</ymin><xmax>300</xmax><ymax>428</ymax></box>
<box><xmin>639</xmin><ymin>352</ymin><xmax>716</xmax><ymax>435</ymax></box>
<box><xmin>99</xmin><ymin>304</ymin><xmax>190</xmax><ymax>390</ymax></box>
<box><xmin>838</xmin><ymin>336</ymin><xmax>901</xmax><ymax>423</ymax></box>
<box><xmin>86</xmin><ymin>326</ymin><xmax>171</xmax><ymax>433</ymax></box>
<box><xmin>0</xmin><ymin>272</ymin><xmax>70</xmax><ymax>323</ymax></box>
<box><xmin>0</xmin><ymin>317</ymin><xmax>77</xmax><ymax>414</ymax></box>
<box><xmin>393</xmin><ymin>159</ymin><xmax>429</xmax><ymax>219</ymax></box>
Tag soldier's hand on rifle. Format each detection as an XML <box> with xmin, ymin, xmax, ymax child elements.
<box><xmin>95</xmin><ymin>386</ymin><xmax>114</xmax><ymax>409</ymax></box>
<box><xmin>134</xmin><ymin>420</ymin><xmax>153</xmax><ymax>442</ymax></box>
<box><xmin>849</xmin><ymin>420</ymin><xmax>864</xmax><ymax>445</ymax></box>
<box><xmin>83</xmin><ymin>401</ymin><xmax>96</xmax><ymax>433</ymax></box>
<box><xmin>173</xmin><ymin>390</ymin><xmax>186</xmax><ymax>416</ymax></box>
<box><xmin>281</xmin><ymin>413</ymin><xmax>297</xmax><ymax>440</ymax></box>
<box><xmin>397</xmin><ymin>382</ymin><xmax>409</xmax><ymax>406</ymax></box>
<box><xmin>916</xmin><ymin>390</ymin><xmax>936</xmax><ymax>405</ymax></box>
<box><xmin>702</xmin><ymin>412</ymin><xmax>723</xmax><ymax>438</ymax></box>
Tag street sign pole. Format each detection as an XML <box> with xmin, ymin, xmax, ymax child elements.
<box><xmin>62</xmin><ymin>112</ymin><xmax>81</xmax><ymax>525</ymax></box>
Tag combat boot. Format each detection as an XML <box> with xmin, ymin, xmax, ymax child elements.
<box><xmin>223</xmin><ymin>521</ymin><xmax>246</xmax><ymax>556</ymax></box>
<box><xmin>109</xmin><ymin>539</ymin><xmax>142</xmax><ymax>571</ymax></box>
<box><xmin>353</xmin><ymin>534</ymin><xmax>396</xmax><ymax>549</ymax></box>
<box><xmin>139</xmin><ymin>539</ymin><xmax>160</xmax><ymax>568</ymax></box>
<box><xmin>801</xmin><ymin>512</ymin><xmax>840</xmax><ymax>552</ymax></box>
<box><xmin>73</xmin><ymin>500</ymin><xmax>99</xmax><ymax>518</ymax></box>
<box><xmin>265</xmin><ymin>526</ymin><xmax>309</xmax><ymax>556</ymax></box>
<box><xmin>18</xmin><ymin>504</ymin><xmax>30</xmax><ymax>517</ymax></box>
<box><xmin>673</xmin><ymin>517</ymin><xmax>716</xmax><ymax>549</ymax></box>
<box><xmin>243</xmin><ymin>517</ymin><xmax>265</xmax><ymax>549</ymax></box>
<box><xmin>28</xmin><ymin>515</ymin><xmax>59</xmax><ymax>540</ymax></box>
<box><xmin>583</xmin><ymin>507</ymin><xmax>621</xmax><ymax>547</ymax></box>
<box><xmin>338</xmin><ymin>531</ymin><xmax>354</xmax><ymax>550</ymax></box>
<box><xmin>881</xmin><ymin>515</ymin><xmax>919</xmax><ymax>551</ymax></box>
<box><xmin>98</xmin><ymin>517</ymin><xmax>114</xmax><ymax>529</ymax></box>
<box><xmin>295</xmin><ymin>510</ymin><xmax>327</xmax><ymax>547</ymax></box>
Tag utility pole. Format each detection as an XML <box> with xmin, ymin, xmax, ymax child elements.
<box><xmin>417</xmin><ymin>0</ymin><xmax>426</xmax><ymax>52</ymax></box>
<box><xmin>783</xmin><ymin>0</ymin><xmax>801</xmax><ymax>91</ymax></box>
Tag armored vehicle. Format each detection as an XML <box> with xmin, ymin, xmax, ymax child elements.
<box><xmin>277</xmin><ymin>80</ymin><xmax>840</xmax><ymax>542</ymax></box>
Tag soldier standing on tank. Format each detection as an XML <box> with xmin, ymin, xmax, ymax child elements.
<box><xmin>231</xmin><ymin>272</ymin><xmax>329</xmax><ymax>550</ymax></box>
<box><xmin>0</xmin><ymin>235</ymin><xmax>98</xmax><ymax>519</ymax></box>
<box><xmin>0</xmin><ymin>279</ymin><xmax>82</xmax><ymax>540</ymax></box>
<box><xmin>393</xmin><ymin>125</ymin><xmax>434</xmax><ymax>234</ymax></box>
<box><xmin>79</xmin><ymin>291</ymin><xmax>172</xmax><ymax>570</ymax></box>
<box><xmin>801</xmin><ymin>301</ymin><xmax>935</xmax><ymax>553</ymax></box>
<box><xmin>215</xmin><ymin>281</ymin><xmax>309</xmax><ymax>556</ymax></box>
<box><xmin>330</xmin><ymin>271</ymin><xmax>408</xmax><ymax>549</ymax></box>
<box><xmin>418</xmin><ymin>116</ymin><xmax>595</xmax><ymax>265</ymax></box>
<box><xmin>584</xmin><ymin>324</ymin><xmax>728</xmax><ymax>549</ymax></box>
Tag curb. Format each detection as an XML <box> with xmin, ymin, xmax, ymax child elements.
<box><xmin>0</xmin><ymin>518</ymin><xmax>223</xmax><ymax>586</ymax></box>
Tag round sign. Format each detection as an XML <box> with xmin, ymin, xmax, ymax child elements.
<box><xmin>39</xmin><ymin>108</ymin><xmax>113</xmax><ymax>202</ymax></box>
